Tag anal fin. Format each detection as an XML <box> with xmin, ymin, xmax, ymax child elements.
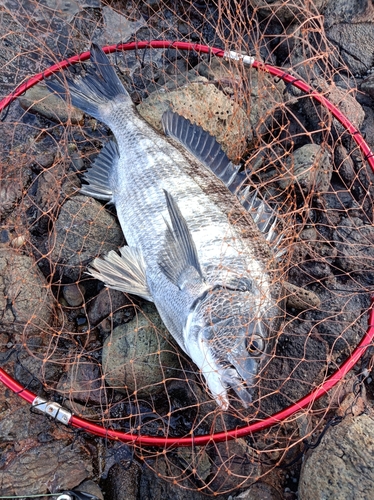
<box><xmin>87</xmin><ymin>246</ymin><xmax>152</xmax><ymax>301</ymax></box>
<box><xmin>80</xmin><ymin>140</ymin><xmax>119</xmax><ymax>202</ymax></box>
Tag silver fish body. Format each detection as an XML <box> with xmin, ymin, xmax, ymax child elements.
<box><xmin>47</xmin><ymin>45</ymin><xmax>282</xmax><ymax>410</ymax></box>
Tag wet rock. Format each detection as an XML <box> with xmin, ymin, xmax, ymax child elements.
<box><xmin>0</xmin><ymin>438</ymin><xmax>93</xmax><ymax>497</ymax></box>
<box><xmin>326</xmin><ymin>22</ymin><xmax>374</xmax><ymax>75</ymax></box>
<box><xmin>333</xmin><ymin>216</ymin><xmax>374</xmax><ymax>273</ymax></box>
<box><xmin>278</xmin><ymin>144</ymin><xmax>331</xmax><ymax>194</ymax></box>
<box><xmin>62</xmin><ymin>283</ymin><xmax>85</xmax><ymax>306</ymax></box>
<box><xmin>137</xmin><ymin>81</ymin><xmax>251</xmax><ymax>161</ymax></box>
<box><xmin>56</xmin><ymin>357</ymin><xmax>105</xmax><ymax>405</ymax></box>
<box><xmin>19</xmin><ymin>85</ymin><xmax>84</xmax><ymax>124</ymax></box>
<box><xmin>49</xmin><ymin>195</ymin><xmax>124</xmax><ymax>281</ymax></box>
<box><xmin>0</xmin><ymin>247</ymin><xmax>53</xmax><ymax>334</ymax></box>
<box><xmin>235</xmin><ymin>482</ymin><xmax>282</xmax><ymax>500</ymax></box>
<box><xmin>104</xmin><ymin>461</ymin><xmax>141</xmax><ymax>500</ymax></box>
<box><xmin>102</xmin><ymin>303</ymin><xmax>180</xmax><ymax>397</ymax></box>
<box><xmin>177</xmin><ymin>446</ymin><xmax>211</xmax><ymax>482</ymax></box>
<box><xmin>298</xmin><ymin>414</ymin><xmax>374</xmax><ymax>500</ymax></box>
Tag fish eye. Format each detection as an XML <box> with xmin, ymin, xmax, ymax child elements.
<box><xmin>247</xmin><ymin>335</ymin><xmax>264</xmax><ymax>356</ymax></box>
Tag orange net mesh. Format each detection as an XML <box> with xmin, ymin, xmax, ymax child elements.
<box><xmin>0</xmin><ymin>0</ymin><xmax>373</xmax><ymax>497</ymax></box>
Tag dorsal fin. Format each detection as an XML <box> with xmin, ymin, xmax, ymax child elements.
<box><xmin>161</xmin><ymin>111</ymin><xmax>281</xmax><ymax>248</ymax></box>
<box><xmin>162</xmin><ymin>110</ymin><xmax>241</xmax><ymax>189</ymax></box>
<box><xmin>79</xmin><ymin>140</ymin><xmax>118</xmax><ymax>201</ymax></box>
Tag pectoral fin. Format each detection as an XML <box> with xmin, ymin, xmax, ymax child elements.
<box><xmin>158</xmin><ymin>190</ymin><xmax>204</xmax><ymax>289</ymax></box>
<box><xmin>80</xmin><ymin>140</ymin><xmax>119</xmax><ymax>201</ymax></box>
<box><xmin>87</xmin><ymin>246</ymin><xmax>152</xmax><ymax>301</ymax></box>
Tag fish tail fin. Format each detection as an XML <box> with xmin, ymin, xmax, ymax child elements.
<box><xmin>46</xmin><ymin>44</ymin><xmax>131</xmax><ymax>122</ymax></box>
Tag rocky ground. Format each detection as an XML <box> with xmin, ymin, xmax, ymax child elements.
<box><xmin>1</xmin><ymin>1</ymin><xmax>374</xmax><ymax>499</ymax></box>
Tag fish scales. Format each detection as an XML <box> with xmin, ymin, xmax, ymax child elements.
<box><xmin>47</xmin><ymin>45</ymin><xmax>282</xmax><ymax>410</ymax></box>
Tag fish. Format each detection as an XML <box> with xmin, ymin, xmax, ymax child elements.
<box><xmin>47</xmin><ymin>44</ymin><xmax>284</xmax><ymax>411</ymax></box>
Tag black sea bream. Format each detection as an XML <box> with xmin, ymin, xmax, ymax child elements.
<box><xmin>47</xmin><ymin>45</ymin><xmax>283</xmax><ymax>410</ymax></box>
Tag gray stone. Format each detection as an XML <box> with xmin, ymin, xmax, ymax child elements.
<box><xmin>102</xmin><ymin>303</ymin><xmax>180</xmax><ymax>397</ymax></box>
<box><xmin>49</xmin><ymin>195</ymin><xmax>124</xmax><ymax>280</ymax></box>
<box><xmin>104</xmin><ymin>462</ymin><xmax>140</xmax><ymax>500</ymax></box>
<box><xmin>19</xmin><ymin>84</ymin><xmax>84</xmax><ymax>124</ymax></box>
<box><xmin>326</xmin><ymin>23</ymin><xmax>374</xmax><ymax>75</ymax></box>
<box><xmin>299</xmin><ymin>414</ymin><xmax>374</xmax><ymax>500</ymax></box>
<box><xmin>323</xmin><ymin>0</ymin><xmax>374</xmax><ymax>29</ymax></box>
<box><xmin>62</xmin><ymin>283</ymin><xmax>85</xmax><ymax>306</ymax></box>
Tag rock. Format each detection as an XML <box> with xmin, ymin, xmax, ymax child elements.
<box><xmin>74</xmin><ymin>479</ymin><xmax>104</xmax><ymax>500</ymax></box>
<box><xmin>361</xmin><ymin>74</ymin><xmax>374</xmax><ymax>99</ymax></box>
<box><xmin>0</xmin><ymin>247</ymin><xmax>53</xmax><ymax>334</ymax></box>
<box><xmin>102</xmin><ymin>303</ymin><xmax>180</xmax><ymax>397</ymax></box>
<box><xmin>303</xmin><ymin>79</ymin><xmax>365</xmax><ymax>135</ymax></box>
<box><xmin>19</xmin><ymin>85</ymin><xmax>84</xmax><ymax>124</ymax></box>
<box><xmin>49</xmin><ymin>195</ymin><xmax>124</xmax><ymax>280</ymax></box>
<box><xmin>87</xmin><ymin>287</ymin><xmax>134</xmax><ymax>329</ymax></box>
<box><xmin>209</xmin><ymin>438</ymin><xmax>262</xmax><ymax>492</ymax></box>
<box><xmin>326</xmin><ymin>22</ymin><xmax>374</xmax><ymax>75</ymax></box>
<box><xmin>333</xmin><ymin>217</ymin><xmax>374</xmax><ymax>273</ymax></box>
<box><xmin>278</xmin><ymin>144</ymin><xmax>331</xmax><ymax>194</ymax></box>
<box><xmin>62</xmin><ymin>283</ymin><xmax>85</xmax><ymax>306</ymax></box>
<box><xmin>283</xmin><ymin>282</ymin><xmax>321</xmax><ymax>310</ymax></box>
<box><xmin>298</xmin><ymin>414</ymin><xmax>374</xmax><ymax>500</ymax></box>
<box><xmin>235</xmin><ymin>482</ymin><xmax>282</xmax><ymax>500</ymax></box>
<box><xmin>57</xmin><ymin>357</ymin><xmax>105</xmax><ymax>405</ymax></box>
<box><xmin>0</xmin><ymin>150</ymin><xmax>31</xmax><ymax>220</ymax></box>
<box><xmin>323</xmin><ymin>0</ymin><xmax>374</xmax><ymax>28</ymax></box>
<box><xmin>101</xmin><ymin>5</ymin><xmax>146</xmax><ymax>45</ymax></box>
<box><xmin>137</xmin><ymin>81</ymin><xmax>251</xmax><ymax>162</ymax></box>
<box><xmin>0</xmin><ymin>438</ymin><xmax>93</xmax><ymax>496</ymax></box>
<box><xmin>104</xmin><ymin>461</ymin><xmax>140</xmax><ymax>500</ymax></box>
<box><xmin>247</xmin><ymin>0</ymin><xmax>327</xmax><ymax>23</ymax></box>
<box><xmin>334</xmin><ymin>144</ymin><xmax>356</xmax><ymax>185</ymax></box>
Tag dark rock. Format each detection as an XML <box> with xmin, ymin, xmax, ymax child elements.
<box><xmin>104</xmin><ymin>461</ymin><xmax>141</xmax><ymax>500</ymax></box>
<box><xmin>299</xmin><ymin>414</ymin><xmax>374</xmax><ymax>500</ymax></box>
<box><xmin>87</xmin><ymin>287</ymin><xmax>134</xmax><ymax>328</ymax></box>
